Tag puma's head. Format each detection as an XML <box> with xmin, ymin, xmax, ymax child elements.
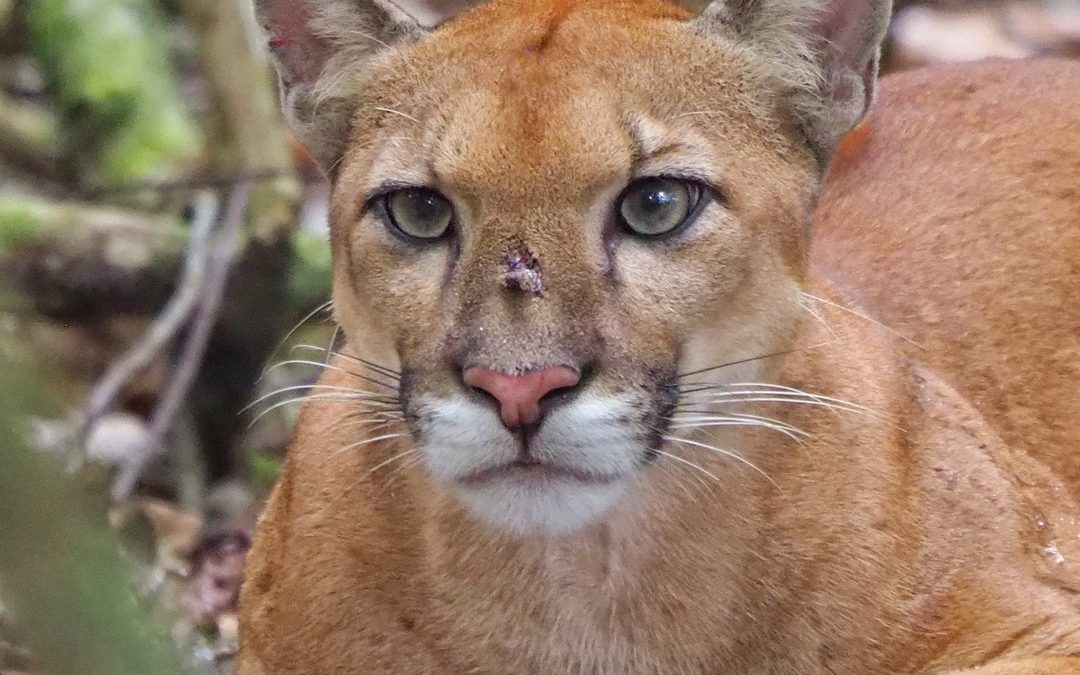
<box><xmin>258</xmin><ymin>0</ymin><xmax>891</xmax><ymax>534</ymax></box>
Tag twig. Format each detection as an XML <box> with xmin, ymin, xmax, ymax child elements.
<box><xmin>111</xmin><ymin>182</ymin><xmax>252</xmax><ymax>502</ymax></box>
<box><xmin>70</xmin><ymin>167</ymin><xmax>318</xmax><ymax>200</ymax></box>
<box><xmin>78</xmin><ymin>192</ymin><xmax>219</xmax><ymax>443</ymax></box>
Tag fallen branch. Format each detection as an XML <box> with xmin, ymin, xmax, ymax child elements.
<box><xmin>79</xmin><ymin>192</ymin><xmax>219</xmax><ymax>444</ymax></box>
<box><xmin>0</xmin><ymin>192</ymin><xmax>331</xmax><ymax>320</ymax></box>
<box><xmin>111</xmin><ymin>183</ymin><xmax>252</xmax><ymax>502</ymax></box>
<box><xmin>70</xmin><ymin>166</ymin><xmax>318</xmax><ymax>200</ymax></box>
<box><xmin>0</xmin><ymin>91</ymin><xmax>60</xmax><ymax>180</ymax></box>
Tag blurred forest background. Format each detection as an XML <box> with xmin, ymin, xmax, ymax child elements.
<box><xmin>0</xmin><ymin>0</ymin><xmax>1077</xmax><ymax>673</ymax></box>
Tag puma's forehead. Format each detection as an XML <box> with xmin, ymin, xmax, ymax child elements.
<box><xmin>338</xmin><ymin>0</ymin><xmax>799</xmax><ymax>210</ymax></box>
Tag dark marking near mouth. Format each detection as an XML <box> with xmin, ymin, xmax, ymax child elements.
<box><xmin>642</xmin><ymin>364</ymin><xmax>680</xmax><ymax>464</ymax></box>
<box><xmin>398</xmin><ymin>367</ymin><xmax>425</xmax><ymax>440</ymax></box>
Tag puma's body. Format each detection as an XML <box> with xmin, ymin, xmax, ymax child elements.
<box><xmin>813</xmin><ymin>59</ymin><xmax>1080</xmax><ymax>496</ymax></box>
<box><xmin>239</xmin><ymin>0</ymin><xmax>1080</xmax><ymax>670</ymax></box>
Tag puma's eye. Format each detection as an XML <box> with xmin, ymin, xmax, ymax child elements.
<box><xmin>618</xmin><ymin>177</ymin><xmax>701</xmax><ymax>237</ymax></box>
<box><xmin>382</xmin><ymin>188</ymin><xmax>454</xmax><ymax>240</ymax></box>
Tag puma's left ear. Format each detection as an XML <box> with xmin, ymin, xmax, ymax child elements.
<box><xmin>691</xmin><ymin>0</ymin><xmax>893</xmax><ymax>164</ymax></box>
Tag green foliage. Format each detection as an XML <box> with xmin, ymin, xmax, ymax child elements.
<box><xmin>290</xmin><ymin>229</ymin><xmax>333</xmax><ymax>312</ymax></box>
<box><xmin>0</xmin><ymin>196</ymin><xmax>44</xmax><ymax>250</ymax></box>
<box><xmin>0</xmin><ymin>357</ymin><xmax>195</xmax><ymax>675</ymax></box>
<box><xmin>26</xmin><ymin>0</ymin><xmax>202</xmax><ymax>182</ymax></box>
<box><xmin>248</xmin><ymin>451</ymin><xmax>283</xmax><ymax>491</ymax></box>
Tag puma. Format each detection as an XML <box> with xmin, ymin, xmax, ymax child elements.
<box><xmin>238</xmin><ymin>0</ymin><xmax>1080</xmax><ymax>672</ymax></box>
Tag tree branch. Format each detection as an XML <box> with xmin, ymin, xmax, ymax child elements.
<box><xmin>111</xmin><ymin>183</ymin><xmax>252</xmax><ymax>502</ymax></box>
<box><xmin>78</xmin><ymin>192</ymin><xmax>219</xmax><ymax>443</ymax></box>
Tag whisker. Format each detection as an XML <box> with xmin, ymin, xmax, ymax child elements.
<box><xmin>330</xmin><ymin>433</ymin><xmax>406</xmax><ymax>460</ymax></box>
<box><xmin>323</xmin><ymin>326</ymin><xmax>341</xmax><ymax>365</ymax></box>
<box><xmin>334</xmin><ymin>406</ymin><xmax>405</xmax><ymax>422</ymax></box>
<box><xmin>675</xmin><ymin>383</ymin><xmax>890</xmax><ymax>422</ymax></box>
<box><xmin>676</xmin><ymin>395</ymin><xmax>875</xmax><ymax>421</ymax></box>
<box><xmin>245</xmin><ymin>394</ymin><xmax>398</xmax><ymax>427</ymax></box>
<box><xmin>326</xmin><ymin>416</ymin><xmax>401</xmax><ymax>437</ymax></box>
<box><xmin>662</xmin><ymin>435</ymin><xmax>779</xmax><ymax>488</ymax></box>
<box><xmin>262</xmin><ymin>358</ymin><xmax>400</xmax><ymax>393</ymax></box>
<box><xmin>346</xmin><ymin>29</ymin><xmax>390</xmax><ymax>49</ymax></box>
<box><xmin>243</xmin><ymin>384</ymin><xmax>398</xmax><ymax>413</ymax></box>
<box><xmin>797</xmin><ymin>296</ymin><xmax>839</xmax><ymax>340</ymax></box>
<box><xmin>648</xmin><ymin>454</ymin><xmax>706</xmax><ymax>497</ymax></box>
<box><xmin>799</xmin><ymin>291</ymin><xmax>926</xmax><ymax>350</ymax></box>
<box><xmin>676</xmin><ymin>388</ymin><xmax>861</xmax><ymax>410</ymax></box>
<box><xmin>374</xmin><ymin>106</ymin><xmax>420</xmax><ymax>124</ymax></box>
<box><xmin>727</xmin><ymin>382</ymin><xmax>892</xmax><ymax>420</ymax></box>
<box><xmin>675</xmin><ymin>342</ymin><xmax>833</xmax><ymax>380</ymax></box>
<box><xmin>669</xmin><ymin>421</ymin><xmax>807</xmax><ymax>446</ymax></box>
<box><xmin>367</xmin><ymin>449</ymin><xmax>419</xmax><ymax>475</ymax></box>
<box><xmin>652</xmin><ymin>449</ymin><xmax>720</xmax><ymax>482</ymax></box>
<box><xmin>668</xmin><ymin>415</ymin><xmax>810</xmax><ymax>445</ymax></box>
<box><xmin>672</xmin><ymin>410</ymin><xmax>809</xmax><ymax>433</ymax></box>
<box><xmin>259</xmin><ymin>300</ymin><xmax>334</xmax><ymax>379</ymax></box>
<box><xmin>332</xmin><ymin>352</ymin><xmax>402</xmax><ymax>381</ymax></box>
<box><xmin>268</xmin><ymin>356</ymin><xmax>403</xmax><ymax>393</ymax></box>
<box><xmin>291</xmin><ymin>344</ymin><xmax>402</xmax><ymax>381</ymax></box>
<box><xmin>382</xmin><ymin>455</ymin><xmax>424</xmax><ymax>488</ymax></box>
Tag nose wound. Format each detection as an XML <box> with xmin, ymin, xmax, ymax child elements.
<box><xmin>502</xmin><ymin>246</ymin><xmax>543</xmax><ymax>296</ymax></box>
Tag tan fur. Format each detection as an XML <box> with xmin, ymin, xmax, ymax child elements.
<box><xmin>239</xmin><ymin>0</ymin><xmax>1080</xmax><ymax>671</ymax></box>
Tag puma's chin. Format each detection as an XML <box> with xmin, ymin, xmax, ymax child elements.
<box><xmin>453</xmin><ymin>472</ymin><xmax>630</xmax><ymax>535</ymax></box>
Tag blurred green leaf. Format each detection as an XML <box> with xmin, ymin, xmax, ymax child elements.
<box><xmin>27</xmin><ymin>0</ymin><xmax>202</xmax><ymax>182</ymax></box>
<box><xmin>0</xmin><ymin>356</ymin><xmax>195</xmax><ymax>675</ymax></box>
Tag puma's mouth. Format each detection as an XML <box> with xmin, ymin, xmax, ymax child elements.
<box><xmin>408</xmin><ymin>391</ymin><xmax>658</xmax><ymax>535</ymax></box>
<box><xmin>459</xmin><ymin>460</ymin><xmax>622</xmax><ymax>487</ymax></box>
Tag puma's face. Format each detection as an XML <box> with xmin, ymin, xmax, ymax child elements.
<box><xmin>327</xmin><ymin>1</ymin><xmax>817</xmax><ymax>535</ymax></box>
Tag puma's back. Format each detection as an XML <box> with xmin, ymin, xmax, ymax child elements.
<box><xmin>812</xmin><ymin>58</ymin><xmax>1080</xmax><ymax>492</ymax></box>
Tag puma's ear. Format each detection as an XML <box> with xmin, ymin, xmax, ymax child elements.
<box><xmin>691</xmin><ymin>0</ymin><xmax>893</xmax><ymax>164</ymax></box>
<box><xmin>254</xmin><ymin>0</ymin><xmax>481</xmax><ymax>173</ymax></box>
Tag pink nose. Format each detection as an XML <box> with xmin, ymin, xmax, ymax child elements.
<box><xmin>463</xmin><ymin>365</ymin><xmax>581</xmax><ymax>430</ymax></box>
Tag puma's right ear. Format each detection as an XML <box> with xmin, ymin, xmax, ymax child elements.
<box><xmin>689</xmin><ymin>0</ymin><xmax>893</xmax><ymax>165</ymax></box>
<box><xmin>254</xmin><ymin>0</ymin><xmax>481</xmax><ymax>173</ymax></box>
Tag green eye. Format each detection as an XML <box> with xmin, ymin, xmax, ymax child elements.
<box><xmin>618</xmin><ymin>177</ymin><xmax>700</xmax><ymax>237</ymax></box>
<box><xmin>382</xmin><ymin>188</ymin><xmax>454</xmax><ymax>240</ymax></box>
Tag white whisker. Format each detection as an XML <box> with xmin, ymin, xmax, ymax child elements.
<box><xmin>374</xmin><ymin>106</ymin><xmax>420</xmax><ymax>124</ymax></box>
<box><xmin>326</xmin><ymin>416</ymin><xmax>402</xmax><ymax>436</ymax></box>
<box><xmin>367</xmin><ymin>449</ymin><xmax>419</xmax><ymax>475</ymax></box>
<box><xmin>662</xmin><ymin>435</ymin><xmax>779</xmax><ymax>488</ymax></box>
<box><xmin>669</xmin><ymin>415</ymin><xmax>810</xmax><ymax>445</ymax></box>
<box><xmin>798</xmin><ymin>296</ymin><xmax>839</xmax><ymax>340</ymax></box>
<box><xmin>799</xmin><ymin>291</ymin><xmax>925</xmax><ymax>350</ymax></box>
<box><xmin>246</xmin><ymin>394</ymin><xmax>398</xmax><ymax>427</ymax></box>
<box><xmin>290</xmin><ymin>344</ymin><xmax>402</xmax><ymax>381</ymax></box>
<box><xmin>330</xmin><ymin>433</ymin><xmax>406</xmax><ymax>460</ymax></box>
<box><xmin>673</xmin><ymin>411</ymin><xmax>809</xmax><ymax>436</ymax></box>
<box><xmin>729</xmin><ymin>382</ymin><xmax>892</xmax><ymax>421</ymax></box>
<box><xmin>243</xmin><ymin>384</ymin><xmax>397</xmax><ymax>412</ymax></box>
<box><xmin>260</xmin><ymin>359</ymin><xmax>399</xmax><ymax>392</ymax></box>
<box><xmin>260</xmin><ymin>300</ymin><xmax>334</xmax><ymax>379</ymax></box>
<box><xmin>652</xmin><ymin>449</ymin><xmax>720</xmax><ymax>482</ymax></box>
<box><xmin>676</xmin><ymin>383</ymin><xmax>892</xmax><ymax>424</ymax></box>
<box><xmin>346</xmin><ymin>29</ymin><xmax>390</xmax><ymax>49</ymax></box>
